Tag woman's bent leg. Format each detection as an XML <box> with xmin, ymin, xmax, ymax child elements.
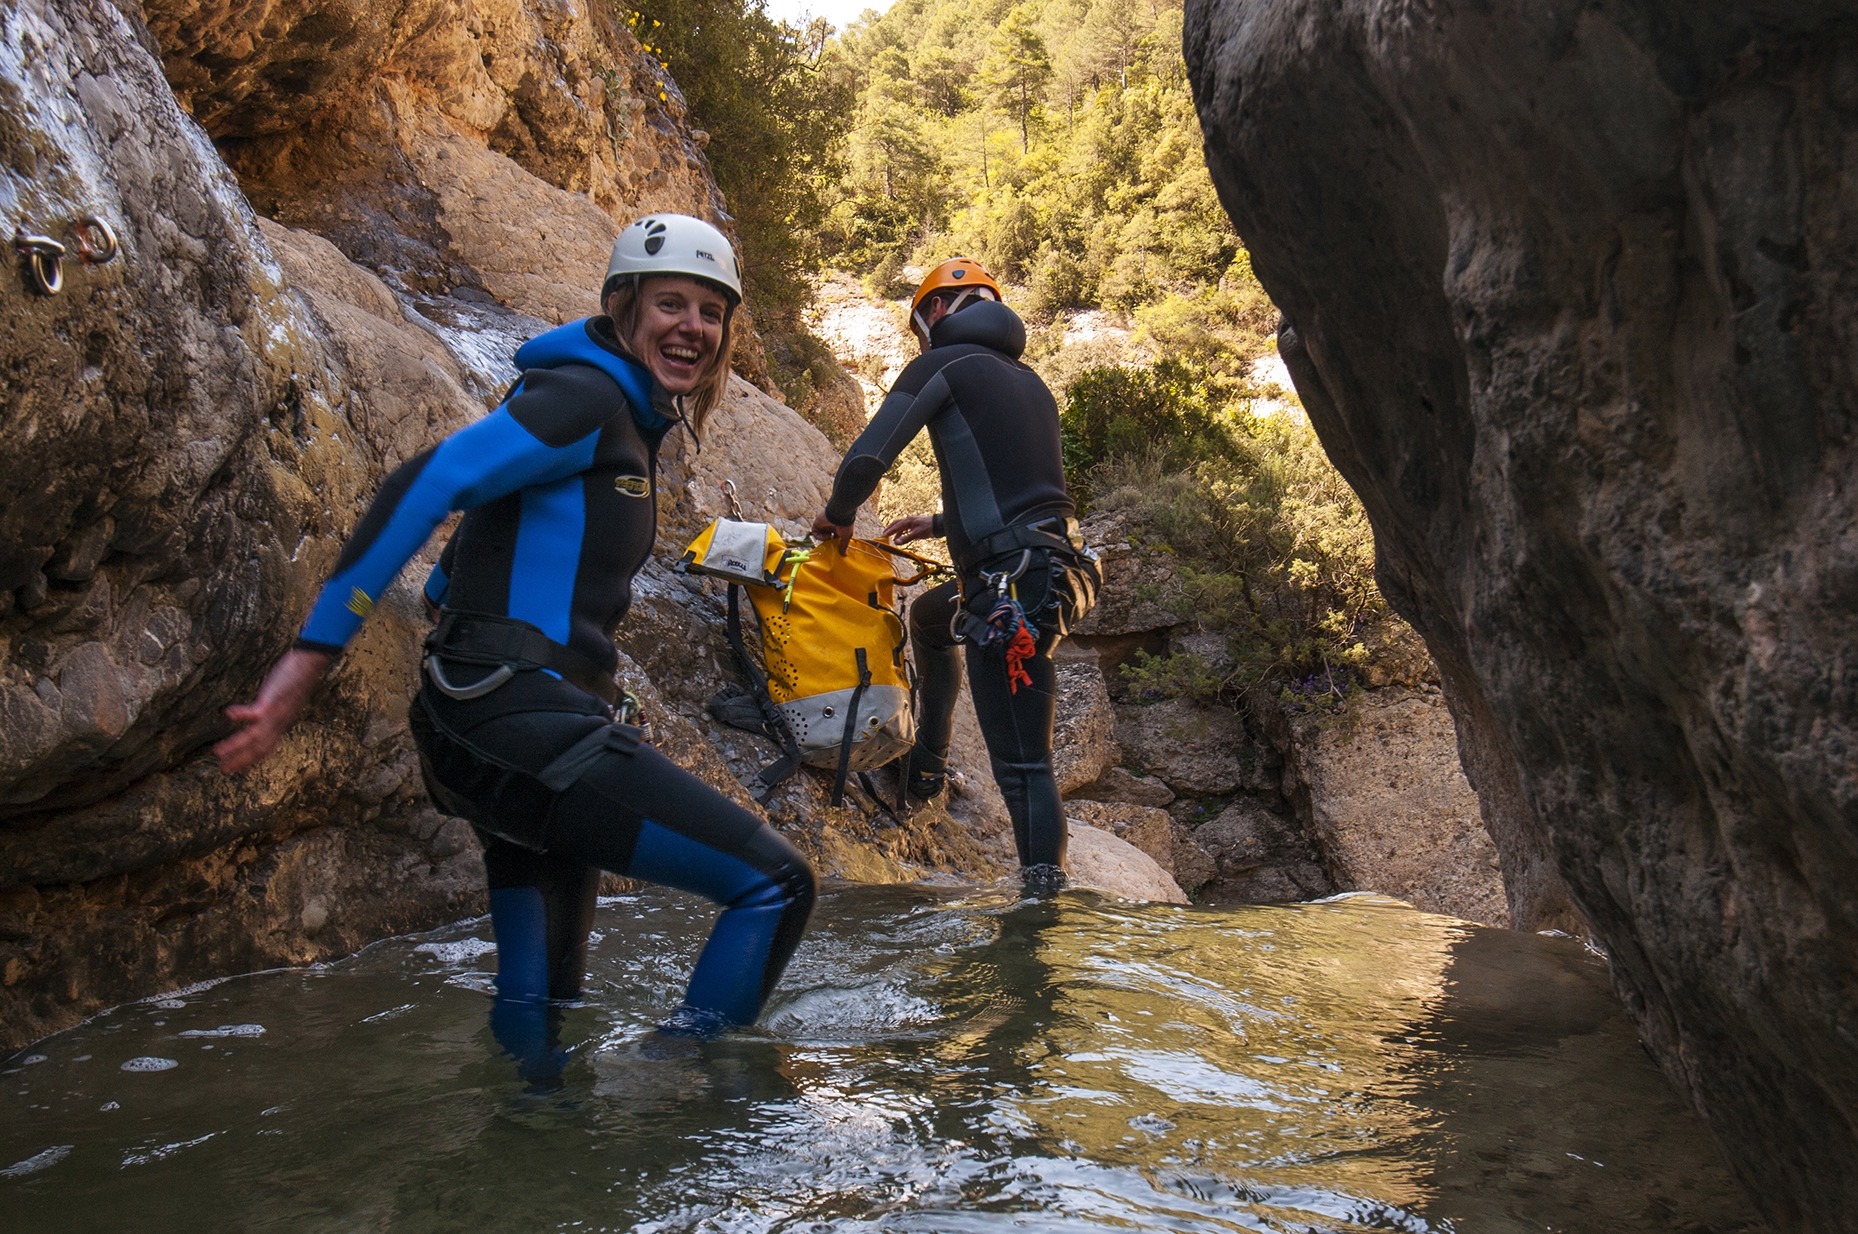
<box><xmin>544</xmin><ymin>744</ymin><xmax>817</xmax><ymax>1029</ymax></box>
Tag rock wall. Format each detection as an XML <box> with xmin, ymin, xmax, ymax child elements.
<box><xmin>0</xmin><ymin>0</ymin><xmax>1026</xmax><ymax>1052</ymax></box>
<box><xmin>1184</xmin><ymin>0</ymin><xmax>1858</xmax><ymax>1222</ymax></box>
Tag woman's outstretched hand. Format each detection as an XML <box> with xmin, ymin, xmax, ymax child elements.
<box><xmin>882</xmin><ymin>514</ymin><xmax>937</xmax><ymax>545</ymax></box>
<box><xmin>214</xmin><ymin>648</ymin><xmax>335</xmax><ymax>775</ymax></box>
<box><xmin>811</xmin><ymin>511</ymin><xmax>854</xmax><ymax>552</ymax></box>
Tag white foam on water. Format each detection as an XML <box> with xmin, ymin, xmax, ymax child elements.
<box><xmin>119</xmin><ymin>1057</ymin><xmax>178</xmax><ymax>1072</ymax></box>
<box><xmin>20</xmin><ymin>1054</ymin><xmax>46</xmax><ymax>1065</ymax></box>
<box><xmin>122</xmin><ymin>1132</ymin><xmax>215</xmax><ymax>1167</ymax></box>
<box><xmin>99</xmin><ymin>1102</ymin><xmax>118</xmax><ymax>1111</ymax></box>
<box><xmin>150</xmin><ymin>999</ymin><xmax>186</xmax><ymax>1010</ymax></box>
<box><xmin>175</xmin><ymin>1024</ymin><xmax>265</xmax><ymax>1039</ymax></box>
<box><xmin>361</xmin><ymin>1004</ymin><xmax>416</xmax><ymax>1024</ymax></box>
<box><xmin>1</xmin><ymin>1145</ymin><xmax>71</xmax><ymax>1177</ymax></box>
<box><xmin>444</xmin><ymin>972</ymin><xmax>498</xmax><ymax>996</ymax></box>
<box><xmin>414</xmin><ymin>938</ymin><xmax>497</xmax><ymax>964</ymax></box>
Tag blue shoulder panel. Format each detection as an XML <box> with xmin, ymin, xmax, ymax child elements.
<box><xmin>515</xmin><ymin>319</ymin><xmax>668</xmax><ymax>432</ymax></box>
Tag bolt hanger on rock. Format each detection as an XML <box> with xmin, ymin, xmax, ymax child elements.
<box><xmin>14</xmin><ymin>230</ymin><xmax>65</xmax><ymax>295</ymax></box>
<box><xmin>14</xmin><ymin>216</ymin><xmax>120</xmax><ymax>296</ymax></box>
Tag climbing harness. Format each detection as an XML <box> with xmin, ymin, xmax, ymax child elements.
<box><xmin>973</xmin><ymin>550</ymin><xmax>1040</xmax><ymax>694</ymax></box>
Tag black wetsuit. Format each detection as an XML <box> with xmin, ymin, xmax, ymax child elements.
<box><xmin>298</xmin><ymin>316</ymin><xmax>815</xmax><ymax>1072</ymax></box>
<box><xmin>823</xmin><ymin>300</ymin><xmax>1085</xmax><ymax>871</ymax></box>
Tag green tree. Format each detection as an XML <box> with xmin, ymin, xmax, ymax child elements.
<box><xmin>623</xmin><ymin>0</ymin><xmax>853</xmax><ymax>321</ymax></box>
<box><xmin>981</xmin><ymin>5</ymin><xmax>1052</xmax><ymax>151</ymax></box>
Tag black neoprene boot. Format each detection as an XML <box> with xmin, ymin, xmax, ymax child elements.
<box><xmin>1020</xmin><ymin>863</ymin><xmax>1068</xmax><ymax>898</ymax></box>
<box><xmin>904</xmin><ymin>755</ymin><xmax>947</xmax><ymax>801</ymax></box>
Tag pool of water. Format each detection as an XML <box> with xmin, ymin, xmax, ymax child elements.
<box><xmin>1</xmin><ymin>886</ymin><xmax>1758</xmax><ymax>1232</ymax></box>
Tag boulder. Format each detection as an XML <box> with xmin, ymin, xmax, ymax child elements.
<box><xmin>1063</xmin><ymin>819</ymin><xmax>1188</xmax><ymax>904</ymax></box>
<box><xmin>1080</xmin><ymin>799</ymin><xmax>1215</xmax><ymax>893</ymax></box>
<box><xmin>1186</xmin><ymin>0</ymin><xmax>1858</xmax><ymax>1218</ymax></box>
<box><xmin>1281</xmin><ymin>688</ymin><xmax>1507</xmax><ymax>927</ymax></box>
<box><xmin>1068</xmin><ymin>764</ymin><xmax>1176</xmax><ymax>808</ymax></box>
<box><xmin>0</xmin><ymin>0</ymin><xmax>485</xmax><ymax>1048</ymax></box>
<box><xmin>1113</xmin><ymin>697</ymin><xmax>1265</xmax><ymax>797</ymax></box>
<box><xmin>1191</xmin><ymin>798</ymin><xmax>1333</xmax><ymax>906</ymax></box>
<box><xmin>1051</xmin><ymin>663</ymin><xmax>1118</xmax><ymax>795</ymax></box>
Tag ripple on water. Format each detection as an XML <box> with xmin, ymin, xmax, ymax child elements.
<box><xmin>0</xmin><ymin>886</ymin><xmax>1760</xmax><ymax>1234</ymax></box>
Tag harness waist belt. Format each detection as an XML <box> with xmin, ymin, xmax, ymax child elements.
<box><xmin>963</xmin><ymin>516</ymin><xmax>1085</xmax><ymax>572</ymax></box>
<box><xmin>425</xmin><ymin>610</ymin><xmax>620</xmax><ymax>706</ymax></box>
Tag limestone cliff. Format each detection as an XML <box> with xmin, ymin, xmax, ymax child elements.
<box><xmin>1185</xmin><ymin>0</ymin><xmax>1858</xmax><ymax>1223</ymax></box>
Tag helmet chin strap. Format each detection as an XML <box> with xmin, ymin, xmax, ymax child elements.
<box><xmin>911</xmin><ymin>286</ymin><xmax>997</xmax><ymax>346</ymax></box>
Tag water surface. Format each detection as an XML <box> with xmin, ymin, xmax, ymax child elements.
<box><xmin>2</xmin><ymin>887</ymin><xmax>1757</xmax><ymax>1232</ymax></box>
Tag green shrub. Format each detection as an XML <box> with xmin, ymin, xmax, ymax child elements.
<box><xmin>1086</xmin><ymin>417</ymin><xmax>1383</xmax><ymax>694</ymax></box>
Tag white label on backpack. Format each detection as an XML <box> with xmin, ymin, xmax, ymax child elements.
<box><xmin>700</xmin><ymin>520</ymin><xmax>777</xmax><ymax>584</ymax></box>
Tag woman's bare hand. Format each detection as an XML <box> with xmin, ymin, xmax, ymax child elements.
<box><xmin>214</xmin><ymin>648</ymin><xmax>335</xmax><ymax>775</ymax></box>
<box><xmin>882</xmin><ymin>514</ymin><xmax>937</xmax><ymax>544</ymax></box>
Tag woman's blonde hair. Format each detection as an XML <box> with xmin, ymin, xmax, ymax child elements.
<box><xmin>603</xmin><ymin>276</ymin><xmax>736</xmax><ymax>436</ymax></box>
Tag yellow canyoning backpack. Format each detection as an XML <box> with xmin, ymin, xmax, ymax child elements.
<box><xmin>679</xmin><ymin>512</ymin><xmax>946</xmax><ymax>804</ymax></box>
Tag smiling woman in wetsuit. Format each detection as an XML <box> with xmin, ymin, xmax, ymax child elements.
<box><xmin>216</xmin><ymin>215</ymin><xmax>817</xmax><ymax>1072</ymax></box>
<box><xmin>813</xmin><ymin>259</ymin><xmax>1098</xmax><ymax>896</ymax></box>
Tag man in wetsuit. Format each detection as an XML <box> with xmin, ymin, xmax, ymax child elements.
<box><xmin>217</xmin><ymin>215</ymin><xmax>816</xmax><ymax>1079</ymax></box>
<box><xmin>813</xmin><ymin>259</ymin><xmax>1098</xmax><ymax>895</ymax></box>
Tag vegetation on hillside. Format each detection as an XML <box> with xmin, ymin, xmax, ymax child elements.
<box><xmin>820</xmin><ymin>0</ymin><xmax>1395</xmax><ymax>702</ymax></box>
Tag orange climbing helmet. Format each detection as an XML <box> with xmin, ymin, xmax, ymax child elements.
<box><xmin>909</xmin><ymin>258</ymin><xmax>1001</xmax><ymax>345</ymax></box>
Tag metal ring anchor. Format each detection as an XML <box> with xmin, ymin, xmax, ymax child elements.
<box><xmin>14</xmin><ymin>231</ymin><xmax>65</xmax><ymax>295</ymax></box>
<box><xmin>74</xmin><ymin>217</ymin><xmax>118</xmax><ymax>266</ymax></box>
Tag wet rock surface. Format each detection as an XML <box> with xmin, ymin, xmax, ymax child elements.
<box><xmin>1187</xmin><ymin>0</ymin><xmax>1858</xmax><ymax>1219</ymax></box>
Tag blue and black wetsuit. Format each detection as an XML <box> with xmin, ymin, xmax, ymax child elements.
<box><xmin>823</xmin><ymin>301</ymin><xmax>1092</xmax><ymax>875</ymax></box>
<box><xmin>298</xmin><ymin>316</ymin><xmax>816</xmax><ymax>1074</ymax></box>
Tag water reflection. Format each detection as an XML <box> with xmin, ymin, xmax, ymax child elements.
<box><xmin>0</xmin><ymin>886</ymin><xmax>1756</xmax><ymax>1232</ymax></box>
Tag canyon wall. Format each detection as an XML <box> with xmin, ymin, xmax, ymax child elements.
<box><xmin>1184</xmin><ymin>0</ymin><xmax>1858</xmax><ymax>1224</ymax></box>
<box><xmin>0</xmin><ymin>0</ymin><xmax>1017</xmax><ymax>1052</ymax></box>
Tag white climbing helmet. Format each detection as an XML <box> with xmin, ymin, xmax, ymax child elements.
<box><xmin>603</xmin><ymin>213</ymin><xmax>742</xmax><ymax>304</ymax></box>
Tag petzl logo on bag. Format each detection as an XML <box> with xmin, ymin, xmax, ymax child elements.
<box><xmin>614</xmin><ymin>475</ymin><xmax>650</xmax><ymax>498</ymax></box>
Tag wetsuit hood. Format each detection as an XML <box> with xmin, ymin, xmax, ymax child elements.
<box><xmin>929</xmin><ymin>299</ymin><xmax>1026</xmax><ymax>359</ymax></box>
<box><xmin>514</xmin><ymin>318</ymin><xmax>671</xmax><ymax>431</ymax></box>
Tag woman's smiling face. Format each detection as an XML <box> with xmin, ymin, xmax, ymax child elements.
<box><xmin>626</xmin><ymin>275</ymin><xmax>730</xmax><ymax>394</ymax></box>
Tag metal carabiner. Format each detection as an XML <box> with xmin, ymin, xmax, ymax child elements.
<box><xmin>74</xmin><ymin>217</ymin><xmax>118</xmax><ymax>266</ymax></box>
<box><xmin>982</xmin><ymin>549</ymin><xmax>1033</xmax><ymax>598</ymax></box>
<box><xmin>15</xmin><ymin>231</ymin><xmax>64</xmax><ymax>295</ymax></box>
<box><xmin>719</xmin><ymin>478</ymin><xmax>745</xmax><ymax>520</ymax></box>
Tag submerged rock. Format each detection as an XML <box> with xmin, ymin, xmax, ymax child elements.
<box><xmin>1187</xmin><ymin>0</ymin><xmax>1858</xmax><ymax>1218</ymax></box>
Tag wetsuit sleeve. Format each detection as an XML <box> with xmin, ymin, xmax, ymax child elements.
<box><xmin>824</xmin><ymin>367</ymin><xmax>956</xmax><ymax>526</ymax></box>
<box><xmin>295</xmin><ymin>388</ymin><xmax>605</xmax><ymax>654</ymax></box>
<box><xmin>422</xmin><ymin>533</ymin><xmax>458</xmax><ymax>607</ymax></box>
